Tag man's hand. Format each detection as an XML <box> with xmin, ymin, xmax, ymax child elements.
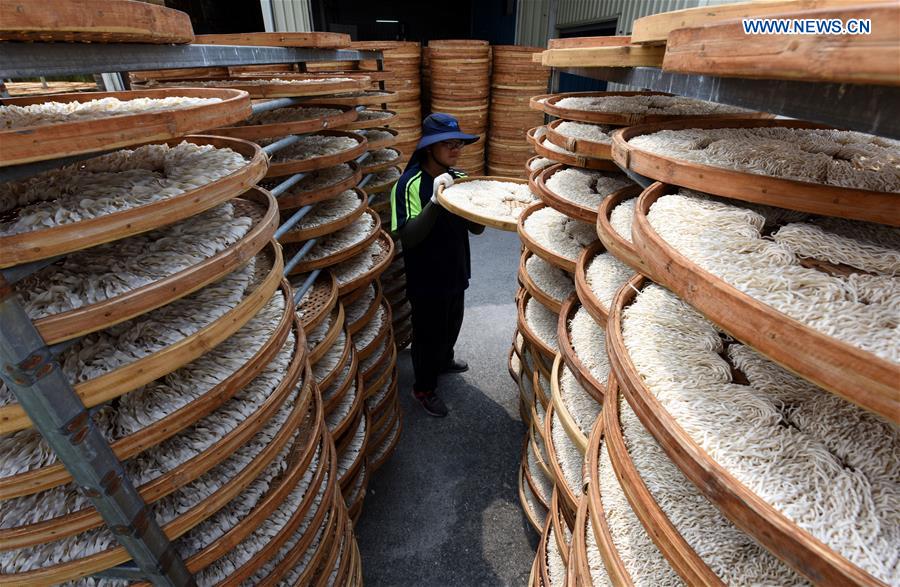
<box><xmin>431</xmin><ymin>173</ymin><xmax>455</xmax><ymax>205</ymax></box>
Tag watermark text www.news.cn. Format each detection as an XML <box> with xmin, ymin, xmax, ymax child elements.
<box><xmin>742</xmin><ymin>18</ymin><xmax>872</xmax><ymax>35</ymax></box>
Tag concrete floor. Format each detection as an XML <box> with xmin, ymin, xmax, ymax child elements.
<box><xmin>355</xmin><ymin>227</ymin><xmax>539</xmax><ymax>585</ymax></box>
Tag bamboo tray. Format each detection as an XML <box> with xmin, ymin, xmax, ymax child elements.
<box><xmin>545</xmin><ymin>118</ymin><xmax>615</xmax><ymax>160</ymax></box>
<box><xmin>271</xmin><ymin>161</ymin><xmax>362</xmax><ymax>211</ymax></box>
<box><xmin>5</xmin><ymin>362</ymin><xmax>318</xmax><ymax>586</ymax></box>
<box><xmin>363</xmin><ymin>345</ymin><xmax>395</xmax><ymax>399</ymax></box>
<box><xmin>518</xmin><ymin>202</ymin><xmax>596</xmax><ymax>274</ymax></box>
<box><xmin>1</xmin><ymin>135</ymin><xmax>267</xmax><ymax>269</ymax></box>
<box><xmin>551</xmin><ymin>488</ymin><xmax>573</xmax><ymax>565</ymax></box>
<box><xmin>534</xmin><ymin>501</ymin><xmax>554</xmax><ymax>586</ymax></box>
<box><xmin>336</xmin><ymin>109</ymin><xmax>399</xmax><ymax>130</ymax></box>
<box><xmin>436</xmin><ymin>175</ymin><xmax>534</xmax><ymax>232</ymax></box>
<box><xmin>633</xmin><ymin>184</ymin><xmax>900</xmax><ymax>422</ymax></box>
<box><xmin>279</xmin><ymin>187</ymin><xmax>367</xmax><ymax>243</ymax></box>
<box><xmin>0</xmin><ymin>244</ymin><xmax>283</xmax><ymax>434</ymax></box>
<box><xmin>543</xmin><ymin>402</ymin><xmax>580</xmax><ymax>517</ymax></box>
<box><xmin>557</xmin><ymin>295</ymin><xmax>606</xmax><ymax>404</ymax></box>
<box><xmin>0</xmin><ymin>0</ymin><xmax>194</xmax><ymax>43</ymax></box>
<box><xmin>364</xmin><ymin>166</ymin><xmax>401</xmax><ymax>194</ymax></box>
<box><xmin>585</xmin><ymin>413</ymin><xmax>634</xmax><ymax>586</ymax></box>
<box><xmin>533</xmin><ymin>163</ymin><xmax>635</xmax><ymax>224</ymax></box>
<box><xmin>519</xmin><ymin>442</ymin><xmax>547</xmax><ymax>533</ymax></box>
<box><xmin>265</xmin><ymin>130</ymin><xmax>367</xmax><ymax>178</ymax></box>
<box><xmin>346</xmin><ymin>282</ymin><xmax>383</xmax><ymax>337</ymax></box>
<box><xmin>356</xmin><ymin>127</ymin><xmax>400</xmax><ymax>150</ymax></box>
<box><xmin>525</xmin><ymin>126</ymin><xmax>541</xmax><ymax>146</ymax></box>
<box><xmin>368</xmin><ymin>408</ymin><xmax>402</xmax><ymax>474</ymax></box>
<box><xmin>213</xmin><ymin>103</ymin><xmax>358</xmax><ymax>141</ymax></box>
<box><xmin>568</xmin><ymin>489</ymin><xmax>594</xmax><ymax>586</ymax></box>
<box><xmin>361</xmin><ymin>148</ymin><xmax>402</xmax><ymax>174</ymax></box>
<box><xmin>613</xmin><ymin>118</ymin><xmax>899</xmax><ymax>226</ymax></box>
<box><xmin>516</xmin><ymin>291</ymin><xmax>559</xmax><ymax>365</ymax></box>
<box><xmin>595</xmin><ymin>186</ymin><xmax>646</xmax><ymax>273</ymax></box>
<box><xmin>309</xmin><ymin>304</ymin><xmax>345</xmax><ymax>366</ymax></box>
<box><xmin>0</xmin><ymin>282</ymin><xmax>295</xmax><ymax>501</ymax></box>
<box><xmin>534</xmin><ymin>135</ymin><xmax>619</xmax><ymax>171</ymax></box>
<box><xmin>330</xmin><ymin>371</ymin><xmax>366</xmax><ymax>441</ymax></box>
<box><xmin>603</xmin><ymin>379</ymin><xmax>724</xmax><ymax>586</ymax></box>
<box><xmin>294</xmin><ymin>270</ymin><xmax>339</xmax><ymax>333</ymax></box>
<box><xmin>337</xmin><ymin>412</ymin><xmax>369</xmax><ymax>490</ymax></box>
<box><xmin>142</xmin><ymin>77</ymin><xmax>370</xmax><ymax>99</ymax></box>
<box><xmin>1</xmin><ymin>89</ymin><xmax>250</xmax><ymax>166</ymax></box>
<box><xmin>323</xmin><ymin>346</ymin><xmax>358</xmax><ymax>417</ymax></box>
<box><xmin>356</xmin><ymin>300</ymin><xmax>393</xmax><ymax>361</ymax></box>
<box><xmin>317</xmin><ymin>325</ymin><xmax>354</xmax><ymax>393</ymax></box>
<box><xmin>285</xmin><ymin>210</ymin><xmax>381</xmax><ymax>274</ymax></box>
<box><xmin>1</xmin><ymin>312</ymin><xmax>308</xmax><ymax>550</ymax></box>
<box><xmin>518</xmin><ymin>249</ymin><xmax>567</xmax><ymax>314</ymax></box>
<box><xmin>29</xmin><ymin>188</ymin><xmax>277</xmax><ymax>345</ymax></box>
<box><xmin>607</xmin><ymin>276</ymin><xmax>891</xmax><ymax>586</ymax></box>
<box><xmin>303</xmin><ymin>91</ymin><xmax>400</xmax><ymax>107</ymax></box>
<box><xmin>574</xmin><ymin>242</ymin><xmax>609</xmax><ymax>326</ymax></box>
<box><xmin>368</xmin><ymin>380</ymin><xmax>398</xmax><ymax>434</ymax></box>
<box><xmin>335</xmin><ymin>231</ymin><xmax>395</xmax><ymax>295</ymax></box>
<box><xmin>550</xmin><ymin>353</ymin><xmax>590</xmax><ymax>453</ymax></box>
<box><xmin>193</xmin><ymin>32</ymin><xmax>350</xmax><ymax>47</ymax></box>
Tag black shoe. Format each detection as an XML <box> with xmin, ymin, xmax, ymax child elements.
<box><xmin>412</xmin><ymin>391</ymin><xmax>448</xmax><ymax>417</ymax></box>
<box><xmin>441</xmin><ymin>359</ymin><xmax>469</xmax><ymax>374</ymax></box>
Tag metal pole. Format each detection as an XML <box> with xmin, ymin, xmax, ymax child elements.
<box><xmin>282</xmin><ymin>239</ymin><xmax>318</xmax><ymax>276</ymax></box>
<box><xmin>274</xmin><ymin>204</ymin><xmax>314</xmax><ymax>240</ymax></box>
<box><xmin>0</xmin><ymin>278</ymin><xmax>193</xmax><ymax>586</ymax></box>
<box><xmin>270</xmin><ymin>171</ymin><xmax>309</xmax><ymax>198</ymax></box>
<box><xmin>262</xmin><ymin>134</ymin><xmax>302</xmax><ymax>156</ymax></box>
<box><xmin>251</xmin><ymin>97</ymin><xmax>307</xmax><ymax>115</ymax></box>
<box><xmin>292</xmin><ymin>269</ymin><xmax>322</xmax><ymax>305</ymax></box>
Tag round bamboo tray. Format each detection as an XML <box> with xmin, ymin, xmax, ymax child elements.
<box><xmin>534</xmin><ymin>135</ymin><xmax>619</xmax><ymax>171</ymax></box>
<box><xmin>337</xmin><ymin>413</ymin><xmax>369</xmax><ymax>491</ymax></box>
<box><xmin>633</xmin><ymin>183</ymin><xmax>900</xmax><ymax>423</ymax></box>
<box><xmin>328</xmin><ymin>370</ymin><xmax>365</xmax><ymax>441</ymax></box>
<box><xmin>361</xmin><ymin>148</ymin><xmax>402</xmax><ymax>174</ymax></box>
<box><xmin>0</xmin><ymin>244</ymin><xmax>283</xmax><ymax>434</ymax></box>
<box><xmin>144</xmin><ymin>77</ymin><xmax>370</xmax><ymax>99</ymax></box>
<box><xmin>595</xmin><ymin>186</ymin><xmax>646</xmax><ymax>273</ymax></box>
<box><xmin>309</xmin><ymin>304</ymin><xmax>345</xmax><ymax>366</ymax></box>
<box><xmin>356</xmin><ymin>127</ymin><xmax>400</xmax><ymax>150</ymax></box>
<box><xmin>368</xmin><ymin>407</ymin><xmax>402</xmax><ymax>474</ymax></box>
<box><xmin>286</xmin><ymin>210</ymin><xmax>381</xmax><ymax>274</ymax></box>
<box><xmin>569</xmin><ymin>491</ymin><xmax>593</xmax><ymax>586</ymax></box>
<box><xmin>363</xmin><ymin>346</ymin><xmax>396</xmax><ymax>398</ymax></box>
<box><xmin>540</xmin><ymin>119</ymin><xmax>616</xmax><ymax>161</ymax></box>
<box><xmin>1</xmin><ymin>88</ymin><xmax>250</xmax><ymax>166</ymax></box>
<box><xmin>519</xmin><ymin>442</ymin><xmax>547</xmax><ymax>533</ymax></box>
<box><xmin>551</xmin><ymin>487</ymin><xmax>573</xmax><ymax>564</ymax></box>
<box><xmin>557</xmin><ymin>295</ymin><xmax>606</xmax><ymax>405</ymax></box>
<box><xmin>303</xmin><ymin>91</ymin><xmax>400</xmax><ymax>107</ymax></box>
<box><xmin>607</xmin><ymin>276</ymin><xmax>890</xmax><ymax>586</ymax></box>
<box><xmin>278</xmin><ymin>187</ymin><xmax>366</xmax><ymax>243</ymax></box>
<box><xmin>317</xmin><ymin>325</ymin><xmax>354</xmax><ymax>392</ymax></box>
<box><xmin>1</xmin><ymin>135</ymin><xmax>267</xmax><ymax>269</ymax></box>
<box><xmin>213</xmin><ymin>103</ymin><xmax>358</xmax><ymax>141</ymax></box>
<box><xmin>529</xmin><ymin>93</ymin><xmax>556</xmax><ymax>112</ymax></box>
<box><xmin>368</xmin><ymin>381</ymin><xmax>398</xmax><ymax>435</ymax></box>
<box><xmin>516</xmin><ymin>292</ymin><xmax>559</xmax><ymax>366</ymax></box>
<box><xmin>364</xmin><ymin>166</ymin><xmax>401</xmax><ymax>194</ymax></box>
<box><xmin>0</xmin><ymin>0</ymin><xmax>194</xmax><ymax>43</ymax></box>
<box><xmin>543</xmin><ymin>402</ymin><xmax>580</xmax><ymax>518</ymax></box>
<box><xmin>28</xmin><ymin>188</ymin><xmax>276</xmax><ymax>345</ymax></box>
<box><xmin>6</xmin><ymin>360</ymin><xmax>319</xmax><ymax>586</ymax></box>
<box><xmin>518</xmin><ymin>249</ymin><xmax>567</xmax><ymax>314</ymax></box>
<box><xmin>613</xmin><ymin>119</ymin><xmax>899</xmax><ymax>226</ymax></box>
<box><xmin>0</xmin><ymin>282</ymin><xmax>296</xmax><ymax>503</ymax></box>
<box><xmin>271</xmin><ymin>161</ymin><xmax>362</xmax><ymax>211</ymax></box>
<box><xmin>265</xmin><ymin>130</ymin><xmax>367</xmax><ymax>178</ymax></box>
<box><xmin>535</xmin><ymin>510</ymin><xmax>554</xmax><ymax>587</ymax></box>
<box><xmin>194</xmin><ymin>32</ymin><xmax>350</xmax><ymax>47</ymax></box>
<box><xmin>338</xmin><ymin>276</ymin><xmax>371</xmax><ymax>305</ymax></box>
<box><xmin>436</xmin><ymin>175</ymin><xmax>533</xmax><ymax>232</ymax></box>
<box><xmin>356</xmin><ymin>300</ymin><xmax>393</xmax><ymax>361</ymax></box>
<box><xmin>573</xmin><ymin>241</ymin><xmax>618</xmax><ymax>326</ymax></box>
<box><xmin>585</xmin><ymin>413</ymin><xmax>634</xmax><ymax>586</ymax></box>
<box><xmin>603</xmin><ymin>379</ymin><xmax>724</xmax><ymax>586</ymax></box>
<box><xmin>345</xmin><ymin>282</ymin><xmax>383</xmax><ymax>337</ymax></box>
<box><xmin>532</xmin><ymin>365</ymin><xmax>551</xmax><ymax>420</ymax></box>
<box><xmin>335</xmin><ymin>231</ymin><xmax>395</xmax><ymax>295</ymax></box>
<box><xmin>518</xmin><ymin>202</ymin><xmax>595</xmax><ymax>274</ymax></box>
<box><xmin>293</xmin><ymin>270</ymin><xmax>339</xmax><ymax>333</ymax></box>
<box><xmin>322</xmin><ymin>346</ymin><xmax>358</xmax><ymax>417</ymax></box>
<box><xmin>336</xmin><ymin>109</ymin><xmax>398</xmax><ymax>130</ymax></box>
<box><xmin>532</xmin><ymin>163</ymin><xmax>634</xmax><ymax>224</ymax></box>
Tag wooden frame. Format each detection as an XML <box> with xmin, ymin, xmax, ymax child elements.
<box><xmin>265</xmin><ymin>130</ymin><xmax>367</xmax><ymax>178</ymax></box>
<box><xmin>534</xmin><ymin>134</ymin><xmax>620</xmax><ymax>171</ymax></box>
<box><xmin>544</xmin><ymin>118</ymin><xmax>615</xmax><ymax>160</ymax></box>
<box><xmin>272</xmin><ymin>161</ymin><xmax>362</xmax><ymax>211</ymax></box>
<box><xmin>213</xmin><ymin>103</ymin><xmax>359</xmax><ymax>142</ymax></box>
<box><xmin>335</xmin><ymin>230</ymin><xmax>395</xmax><ymax>295</ymax></box>
<box><xmin>633</xmin><ymin>183</ymin><xmax>900</xmax><ymax>422</ymax></box>
<box><xmin>595</xmin><ymin>186</ymin><xmax>645</xmax><ymax>273</ymax></box>
<box><xmin>607</xmin><ymin>276</ymin><xmax>889</xmax><ymax>586</ymax></box>
<box><xmin>286</xmin><ymin>211</ymin><xmax>381</xmax><ymax>274</ymax></box>
<box><xmin>279</xmin><ymin>187</ymin><xmax>367</xmax><ymax>243</ymax></box>
<box><xmin>557</xmin><ymin>294</ymin><xmax>606</xmax><ymax>405</ymax></box>
<box><xmin>1</xmin><ymin>135</ymin><xmax>267</xmax><ymax>269</ymax></box>
<box><xmin>436</xmin><ymin>175</ymin><xmax>533</xmax><ymax>232</ymax></box>
<box><xmin>540</xmin><ymin>44</ymin><xmax>666</xmax><ymax>68</ymax></box>
<box><xmin>613</xmin><ymin>118</ymin><xmax>899</xmax><ymax>226</ymax></box>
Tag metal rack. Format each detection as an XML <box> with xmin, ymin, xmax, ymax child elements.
<box><xmin>0</xmin><ymin>43</ymin><xmax>385</xmax><ymax>586</ymax></box>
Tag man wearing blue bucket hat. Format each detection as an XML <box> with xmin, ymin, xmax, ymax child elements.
<box><xmin>390</xmin><ymin>113</ymin><xmax>484</xmax><ymax>417</ymax></box>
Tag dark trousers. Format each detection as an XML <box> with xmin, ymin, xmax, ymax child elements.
<box><xmin>409</xmin><ymin>291</ymin><xmax>465</xmax><ymax>393</ymax></box>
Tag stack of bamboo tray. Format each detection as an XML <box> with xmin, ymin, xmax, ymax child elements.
<box><xmin>519</xmin><ymin>84</ymin><xmax>900</xmax><ymax>587</ymax></box>
<box><xmin>427</xmin><ymin>39</ymin><xmax>491</xmax><ymax>175</ymax></box>
<box><xmin>486</xmin><ymin>46</ymin><xmax>548</xmax><ymax>179</ymax></box>
<box><xmin>0</xmin><ymin>65</ymin><xmax>361</xmax><ymax>587</ymax></box>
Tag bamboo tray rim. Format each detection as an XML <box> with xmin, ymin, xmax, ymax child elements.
<box><xmin>517</xmin><ymin>202</ymin><xmax>588</xmax><ymax>274</ymax></box>
<box><xmin>557</xmin><ymin>294</ymin><xmax>606</xmax><ymax>406</ymax></box>
<box><xmin>517</xmin><ymin>249</ymin><xmax>566</xmax><ymax>315</ymax></box>
<box><xmin>213</xmin><ymin>103</ymin><xmax>359</xmax><ymax>141</ymax></box>
<box><xmin>0</xmin><ymin>243</ymin><xmax>283</xmax><ymax>434</ymax></box>
<box><xmin>30</xmin><ymin>189</ymin><xmax>277</xmax><ymax>345</ymax></box>
<box><xmin>0</xmin><ymin>282</ymin><xmax>297</xmax><ymax>505</ymax></box>
<box><xmin>309</xmin><ymin>303</ymin><xmax>345</xmax><ymax>366</ymax></box>
<box><xmin>362</xmin><ymin>333</ymin><xmax>394</xmax><ymax>387</ymax></box>
<box><xmin>436</xmin><ymin>175</ymin><xmax>533</xmax><ymax>232</ymax></box>
<box><xmin>604</xmin><ymin>377</ymin><xmax>724</xmax><ymax>585</ymax></box>
<box><xmin>519</xmin><ymin>444</ymin><xmax>547</xmax><ymax>534</ymax></box>
<box><xmin>573</xmin><ymin>241</ymin><xmax>612</xmax><ymax>327</ymax></box>
<box><xmin>595</xmin><ymin>185</ymin><xmax>646</xmax><ymax>273</ymax></box>
<box><xmin>363</xmin><ymin>165</ymin><xmax>402</xmax><ymax>194</ymax></box>
<box><xmin>347</xmin><ymin>280</ymin><xmax>383</xmax><ymax>337</ymax></box>
<box><xmin>295</xmin><ymin>270</ymin><xmax>339</xmax><ymax>333</ymax></box>
<box><xmin>533</xmin><ymin>162</ymin><xmax>617</xmax><ymax>224</ymax></box>
<box><xmin>0</xmin><ymin>88</ymin><xmax>250</xmax><ymax>166</ymax></box>
<box><xmin>516</xmin><ymin>291</ymin><xmax>559</xmax><ymax>367</ymax></box>
<box><xmin>607</xmin><ymin>275</ymin><xmax>890</xmax><ymax>586</ymax></box>
<box><xmin>273</xmin><ymin>161</ymin><xmax>362</xmax><ymax>211</ymax></box>
<box><xmin>569</xmin><ymin>486</ymin><xmax>594</xmax><ymax>586</ymax></box>
<box><xmin>303</xmin><ymin>90</ymin><xmax>401</xmax><ymax>107</ymax></box>
<box><xmin>329</xmin><ymin>369</ymin><xmax>366</xmax><ymax>441</ymax></box>
<box><xmin>265</xmin><ymin>130</ymin><xmax>368</xmax><ymax>178</ymax></box>
<box><xmin>633</xmin><ymin>183</ymin><xmax>900</xmax><ymax>423</ymax></box>
<box><xmin>612</xmin><ymin>118</ymin><xmax>900</xmax><ymax>226</ymax></box>
<box><xmin>317</xmin><ymin>324</ymin><xmax>354</xmax><ymax>394</ymax></box>
<box><xmin>360</xmin><ymin>148</ymin><xmax>402</xmax><ymax>174</ymax></box>
<box><xmin>335</xmin><ymin>230</ymin><xmax>395</xmax><ymax>295</ymax></box>
<box><xmin>279</xmin><ymin>187</ymin><xmax>367</xmax><ymax>244</ymax></box>
<box><xmin>356</xmin><ymin>299</ymin><xmax>393</xmax><ymax>361</ymax></box>
<box><xmin>1</xmin><ymin>135</ymin><xmax>267</xmax><ymax>269</ymax></box>
<box><xmin>534</xmin><ymin>134</ymin><xmax>620</xmax><ymax>171</ymax></box>
<box><xmin>323</xmin><ymin>344</ymin><xmax>359</xmax><ymax>419</ymax></box>
<box><xmin>542</xmin><ymin>401</ymin><xmax>580</xmax><ymax>516</ymax></box>
<box><xmin>355</xmin><ymin>127</ymin><xmax>400</xmax><ymax>150</ymax></box>
<box><xmin>368</xmin><ymin>408</ymin><xmax>402</xmax><ymax>473</ymax></box>
<box><xmin>288</xmin><ymin>210</ymin><xmax>382</xmax><ymax>274</ymax></box>
<box><xmin>335</xmin><ymin>109</ymin><xmax>399</xmax><ymax>131</ymax></box>
<box><xmin>545</xmin><ymin>118</ymin><xmax>616</xmax><ymax>160</ymax></box>
<box><xmin>550</xmin><ymin>487</ymin><xmax>573</xmax><ymax>565</ymax></box>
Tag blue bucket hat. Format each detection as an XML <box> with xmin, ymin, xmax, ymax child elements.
<box><xmin>414</xmin><ymin>113</ymin><xmax>479</xmax><ymax>152</ymax></box>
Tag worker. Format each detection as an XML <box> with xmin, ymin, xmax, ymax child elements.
<box><xmin>390</xmin><ymin>113</ymin><xmax>485</xmax><ymax>417</ymax></box>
